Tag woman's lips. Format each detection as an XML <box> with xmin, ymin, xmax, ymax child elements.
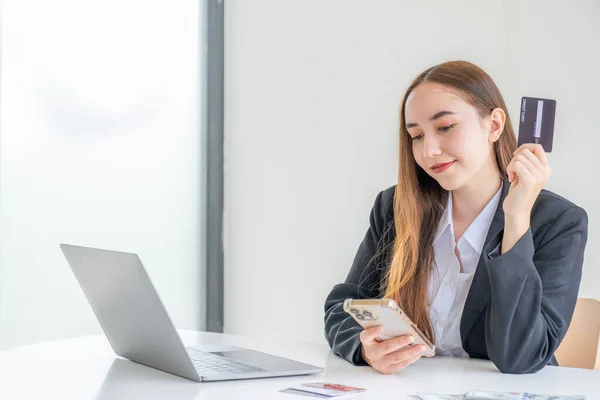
<box><xmin>431</xmin><ymin>161</ymin><xmax>456</xmax><ymax>173</ymax></box>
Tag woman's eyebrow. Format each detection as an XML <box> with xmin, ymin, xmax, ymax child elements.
<box><xmin>430</xmin><ymin>110</ymin><xmax>456</xmax><ymax>121</ymax></box>
<box><xmin>406</xmin><ymin>110</ymin><xmax>457</xmax><ymax>129</ymax></box>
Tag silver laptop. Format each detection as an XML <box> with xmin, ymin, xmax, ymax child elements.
<box><xmin>60</xmin><ymin>244</ymin><xmax>323</xmax><ymax>382</ymax></box>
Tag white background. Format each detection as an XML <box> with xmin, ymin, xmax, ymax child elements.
<box><xmin>0</xmin><ymin>0</ymin><xmax>205</xmax><ymax>349</ymax></box>
<box><xmin>224</xmin><ymin>0</ymin><xmax>600</xmax><ymax>344</ymax></box>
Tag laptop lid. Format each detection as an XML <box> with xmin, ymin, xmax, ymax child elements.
<box><xmin>60</xmin><ymin>244</ymin><xmax>201</xmax><ymax>382</ymax></box>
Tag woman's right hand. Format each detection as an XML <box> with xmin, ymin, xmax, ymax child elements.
<box><xmin>359</xmin><ymin>326</ymin><xmax>429</xmax><ymax>374</ymax></box>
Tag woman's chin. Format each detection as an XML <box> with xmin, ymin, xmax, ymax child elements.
<box><xmin>433</xmin><ymin>174</ymin><xmax>467</xmax><ymax>192</ymax></box>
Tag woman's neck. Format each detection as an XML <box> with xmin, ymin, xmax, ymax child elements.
<box><xmin>451</xmin><ymin>165</ymin><xmax>503</xmax><ymax>224</ymax></box>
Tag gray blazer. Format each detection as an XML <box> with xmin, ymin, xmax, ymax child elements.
<box><xmin>324</xmin><ymin>179</ymin><xmax>588</xmax><ymax>374</ymax></box>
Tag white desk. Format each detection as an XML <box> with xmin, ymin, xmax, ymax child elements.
<box><xmin>1</xmin><ymin>331</ymin><xmax>598</xmax><ymax>399</ymax></box>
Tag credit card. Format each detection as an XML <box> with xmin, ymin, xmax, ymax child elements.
<box><xmin>517</xmin><ymin>96</ymin><xmax>556</xmax><ymax>152</ymax></box>
<box><xmin>281</xmin><ymin>382</ymin><xmax>366</xmax><ymax>398</ymax></box>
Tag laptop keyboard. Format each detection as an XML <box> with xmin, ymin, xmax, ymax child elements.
<box><xmin>186</xmin><ymin>347</ymin><xmax>266</xmax><ymax>376</ymax></box>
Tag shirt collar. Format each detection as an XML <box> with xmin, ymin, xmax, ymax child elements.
<box><xmin>462</xmin><ymin>188</ymin><xmax>502</xmax><ymax>254</ymax></box>
<box><xmin>433</xmin><ymin>192</ymin><xmax>453</xmax><ymax>245</ymax></box>
<box><xmin>432</xmin><ymin>187</ymin><xmax>502</xmax><ymax>254</ymax></box>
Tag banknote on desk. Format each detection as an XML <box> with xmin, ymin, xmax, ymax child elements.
<box><xmin>414</xmin><ymin>391</ymin><xmax>585</xmax><ymax>400</ymax></box>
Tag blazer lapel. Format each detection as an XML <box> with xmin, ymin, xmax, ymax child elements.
<box><xmin>460</xmin><ymin>178</ymin><xmax>510</xmax><ymax>344</ymax></box>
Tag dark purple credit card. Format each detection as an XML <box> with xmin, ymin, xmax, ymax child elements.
<box><xmin>517</xmin><ymin>96</ymin><xmax>556</xmax><ymax>152</ymax></box>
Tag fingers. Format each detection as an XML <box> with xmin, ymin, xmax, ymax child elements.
<box><xmin>507</xmin><ymin>170</ymin><xmax>516</xmax><ymax>183</ymax></box>
<box><xmin>359</xmin><ymin>326</ymin><xmax>383</xmax><ymax>346</ymax></box>
<box><xmin>523</xmin><ymin>148</ymin><xmax>551</xmax><ymax>178</ymax></box>
<box><xmin>506</xmin><ymin>162</ymin><xmax>518</xmax><ymax>183</ymax></box>
<box><xmin>519</xmin><ymin>149</ymin><xmax>544</xmax><ymax>172</ymax></box>
<box><xmin>509</xmin><ymin>147</ymin><xmax>551</xmax><ymax>185</ymax></box>
<box><xmin>380</xmin><ymin>343</ymin><xmax>426</xmax><ymax>365</ymax></box>
<box><xmin>360</xmin><ymin>328</ymin><xmax>430</xmax><ymax>374</ymax></box>
<box><xmin>513</xmin><ymin>153</ymin><xmax>541</xmax><ymax>180</ymax></box>
<box><xmin>376</xmin><ymin>344</ymin><xmax>427</xmax><ymax>375</ymax></box>
<box><xmin>381</xmin><ymin>353</ymin><xmax>423</xmax><ymax>375</ymax></box>
<box><xmin>515</xmin><ymin>143</ymin><xmax>549</xmax><ymax>165</ymax></box>
<box><xmin>513</xmin><ymin>143</ymin><xmax>542</xmax><ymax>156</ymax></box>
<box><xmin>368</xmin><ymin>334</ymin><xmax>415</xmax><ymax>361</ymax></box>
<box><xmin>513</xmin><ymin>144</ymin><xmax>550</xmax><ymax>169</ymax></box>
<box><xmin>511</xmin><ymin>159</ymin><xmax>535</xmax><ymax>185</ymax></box>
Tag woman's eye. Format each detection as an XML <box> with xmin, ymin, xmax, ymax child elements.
<box><xmin>438</xmin><ymin>124</ymin><xmax>456</xmax><ymax>132</ymax></box>
<box><xmin>411</xmin><ymin>134</ymin><xmax>424</xmax><ymax>142</ymax></box>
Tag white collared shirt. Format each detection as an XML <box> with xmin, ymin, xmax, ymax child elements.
<box><xmin>428</xmin><ymin>188</ymin><xmax>502</xmax><ymax>357</ymax></box>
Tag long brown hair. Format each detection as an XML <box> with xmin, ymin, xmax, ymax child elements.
<box><xmin>383</xmin><ymin>61</ymin><xmax>518</xmax><ymax>342</ymax></box>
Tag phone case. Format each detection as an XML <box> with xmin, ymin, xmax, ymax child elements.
<box><xmin>343</xmin><ymin>298</ymin><xmax>435</xmax><ymax>356</ymax></box>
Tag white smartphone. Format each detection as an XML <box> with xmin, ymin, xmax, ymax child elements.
<box><xmin>343</xmin><ymin>298</ymin><xmax>435</xmax><ymax>356</ymax></box>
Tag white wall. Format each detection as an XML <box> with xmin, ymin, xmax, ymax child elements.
<box><xmin>0</xmin><ymin>0</ymin><xmax>205</xmax><ymax>349</ymax></box>
<box><xmin>224</xmin><ymin>0</ymin><xmax>600</xmax><ymax>345</ymax></box>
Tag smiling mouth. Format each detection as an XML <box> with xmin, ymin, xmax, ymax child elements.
<box><xmin>431</xmin><ymin>161</ymin><xmax>456</xmax><ymax>173</ymax></box>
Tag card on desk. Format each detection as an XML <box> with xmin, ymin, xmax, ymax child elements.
<box><xmin>280</xmin><ymin>382</ymin><xmax>366</xmax><ymax>398</ymax></box>
<box><xmin>517</xmin><ymin>96</ymin><xmax>556</xmax><ymax>152</ymax></box>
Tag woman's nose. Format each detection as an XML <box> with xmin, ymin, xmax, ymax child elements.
<box><xmin>422</xmin><ymin>134</ymin><xmax>442</xmax><ymax>159</ymax></box>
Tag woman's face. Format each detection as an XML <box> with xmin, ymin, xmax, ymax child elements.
<box><xmin>404</xmin><ymin>82</ymin><xmax>501</xmax><ymax>191</ymax></box>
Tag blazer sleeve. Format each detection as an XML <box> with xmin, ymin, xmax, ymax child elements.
<box><xmin>323</xmin><ymin>189</ymin><xmax>393</xmax><ymax>365</ymax></box>
<box><xmin>483</xmin><ymin>206</ymin><xmax>589</xmax><ymax>374</ymax></box>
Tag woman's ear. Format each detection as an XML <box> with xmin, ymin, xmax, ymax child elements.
<box><xmin>488</xmin><ymin>108</ymin><xmax>506</xmax><ymax>143</ymax></box>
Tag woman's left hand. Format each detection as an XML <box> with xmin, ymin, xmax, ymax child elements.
<box><xmin>503</xmin><ymin>144</ymin><xmax>552</xmax><ymax>222</ymax></box>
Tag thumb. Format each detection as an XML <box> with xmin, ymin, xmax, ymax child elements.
<box><xmin>360</xmin><ymin>326</ymin><xmax>383</xmax><ymax>346</ymax></box>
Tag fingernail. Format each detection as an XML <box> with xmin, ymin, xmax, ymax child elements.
<box><xmin>409</xmin><ymin>336</ymin><xmax>415</xmax><ymax>343</ymax></box>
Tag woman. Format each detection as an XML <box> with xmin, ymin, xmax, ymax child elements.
<box><xmin>323</xmin><ymin>61</ymin><xmax>588</xmax><ymax>375</ymax></box>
